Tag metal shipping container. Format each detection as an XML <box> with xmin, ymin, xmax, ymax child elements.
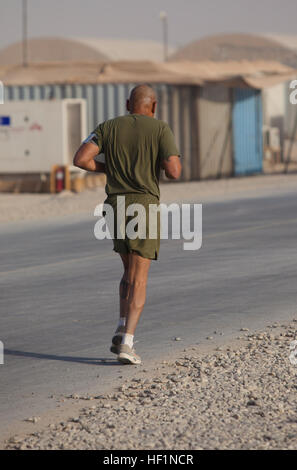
<box><xmin>4</xmin><ymin>83</ymin><xmax>134</xmax><ymax>132</ymax></box>
<box><xmin>4</xmin><ymin>83</ymin><xmax>196</xmax><ymax>181</ymax></box>
<box><xmin>0</xmin><ymin>99</ymin><xmax>86</xmax><ymax>173</ymax></box>
<box><xmin>195</xmin><ymin>84</ymin><xmax>233</xmax><ymax>179</ymax></box>
<box><xmin>232</xmin><ymin>88</ymin><xmax>263</xmax><ymax>175</ymax></box>
<box><xmin>156</xmin><ymin>85</ymin><xmax>196</xmax><ymax>181</ymax></box>
<box><xmin>3</xmin><ymin>82</ymin><xmax>265</xmax><ymax>181</ymax></box>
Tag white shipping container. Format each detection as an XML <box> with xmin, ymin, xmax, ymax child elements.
<box><xmin>0</xmin><ymin>99</ymin><xmax>87</xmax><ymax>173</ymax></box>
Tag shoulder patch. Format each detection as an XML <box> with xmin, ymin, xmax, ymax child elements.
<box><xmin>83</xmin><ymin>132</ymin><xmax>98</xmax><ymax>145</ymax></box>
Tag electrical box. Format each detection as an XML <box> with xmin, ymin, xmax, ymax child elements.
<box><xmin>0</xmin><ymin>99</ymin><xmax>87</xmax><ymax>173</ymax></box>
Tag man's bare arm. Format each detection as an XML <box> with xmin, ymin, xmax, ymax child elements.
<box><xmin>73</xmin><ymin>142</ymin><xmax>106</xmax><ymax>173</ymax></box>
<box><xmin>161</xmin><ymin>155</ymin><xmax>182</xmax><ymax>180</ymax></box>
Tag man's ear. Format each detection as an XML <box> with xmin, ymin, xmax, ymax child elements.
<box><xmin>126</xmin><ymin>99</ymin><xmax>130</xmax><ymax>112</ymax></box>
<box><xmin>152</xmin><ymin>101</ymin><xmax>157</xmax><ymax>115</ymax></box>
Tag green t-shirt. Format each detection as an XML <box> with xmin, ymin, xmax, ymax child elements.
<box><xmin>89</xmin><ymin>114</ymin><xmax>180</xmax><ymax>199</ymax></box>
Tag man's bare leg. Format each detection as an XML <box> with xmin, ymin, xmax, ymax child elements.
<box><xmin>117</xmin><ymin>252</ymin><xmax>151</xmax><ymax>364</ymax></box>
<box><xmin>124</xmin><ymin>252</ymin><xmax>151</xmax><ymax>336</ymax></box>
<box><xmin>119</xmin><ymin>253</ymin><xmax>130</xmax><ymax>323</ymax></box>
<box><xmin>110</xmin><ymin>254</ymin><xmax>130</xmax><ymax>354</ymax></box>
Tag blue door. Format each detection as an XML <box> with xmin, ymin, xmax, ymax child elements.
<box><xmin>232</xmin><ymin>89</ymin><xmax>263</xmax><ymax>175</ymax></box>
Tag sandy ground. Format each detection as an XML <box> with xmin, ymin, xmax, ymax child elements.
<box><xmin>3</xmin><ymin>320</ymin><xmax>297</xmax><ymax>450</ymax></box>
<box><xmin>1</xmin><ymin>173</ymin><xmax>297</xmax><ymax>224</ymax></box>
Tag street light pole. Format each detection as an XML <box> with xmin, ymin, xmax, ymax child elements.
<box><xmin>160</xmin><ymin>11</ymin><xmax>168</xmax><ymax>62</ymax></box>
<box><xmin>22</xmin><ymin>0</ymin><xmax>28</xmax><ymax>67</ymax></box>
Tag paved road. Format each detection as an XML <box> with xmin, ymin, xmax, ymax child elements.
<box><xmin>1</xmin><ymin>190</ymin><xmax>297</xmax><ymax>431</ymax></box>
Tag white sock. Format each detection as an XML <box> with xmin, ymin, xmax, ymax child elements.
<box><xmin>116</xmin><ymin>317</ymin><xmax>126</xmax><ymax>332</ymax></box>
<box><xmin>121</xmin><ymin>333</ymin><xmax>134</xmax><ymax>349</ymax></box>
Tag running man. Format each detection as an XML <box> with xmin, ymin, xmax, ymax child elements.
<box><xmin>73</xmin><ymin>84</ymin><xmax>181</xmax><ymax>364</ymax></box>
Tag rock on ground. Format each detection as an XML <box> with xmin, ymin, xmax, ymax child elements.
<box><xmin>4</xmin><ymin>321</ymin><xmax>297</xmax><ymax>450</ymax></box>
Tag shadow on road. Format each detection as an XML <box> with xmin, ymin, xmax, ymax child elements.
<box><xmin>4</xmin><ymin>349</ymin><xmax>119</xmax><ymax>366</ymax></box>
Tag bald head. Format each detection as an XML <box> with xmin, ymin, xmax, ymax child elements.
<box><xmin>127</xmin><ymin>84</ymin><xmax>157</xmax><ymax>116</ymax></box>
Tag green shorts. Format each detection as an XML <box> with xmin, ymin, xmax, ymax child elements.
<box><xmin>103</xmin><ymin>193</ymin><xmax>161</xmax><ymax>260</ymax></box>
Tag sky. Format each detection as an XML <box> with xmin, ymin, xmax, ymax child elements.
<box><xmin>0</xmin><ymin>0</ymin><xmax>297</xmax><ymax>50</ymax></box>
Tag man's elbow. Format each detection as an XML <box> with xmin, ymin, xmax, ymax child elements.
<box><xmin>166</xmin><ymin>172</ymin><xmax>179</xmax><ymax>180</ymax></box>
<box><xmin>172</xmin><ymin>167</ymin><xmax>182</xmax><ymax>180</ymax></box>
<box><xmin>73</xmin><ymin>150</ymin><xmax>83</xmax><ymax>168</ymax></box>
<box><xmin>166</xmin><ymin>165</ymin><xmax>182</xmax><ymax>180</ymax></box>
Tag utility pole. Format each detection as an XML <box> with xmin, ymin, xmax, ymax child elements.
<box><xmin>22</xmin><ymin>0</ymin><xmax>28</xmax><ymax>67</ymax></box>
<box><xmin>159</xmin><ymin>11</ymin><xmax>168</xmax><ymax>62</ymax></box>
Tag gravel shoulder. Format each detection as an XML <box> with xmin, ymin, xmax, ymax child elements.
<box><xmin>3</xmin><ymin>320</ymin><xmax>297</xmax><ymax>450</ymax></box>
<box><xmin>1</xmin><ymin>173</ymin><xmax>297</xmax><ymax>224</ymax></box>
